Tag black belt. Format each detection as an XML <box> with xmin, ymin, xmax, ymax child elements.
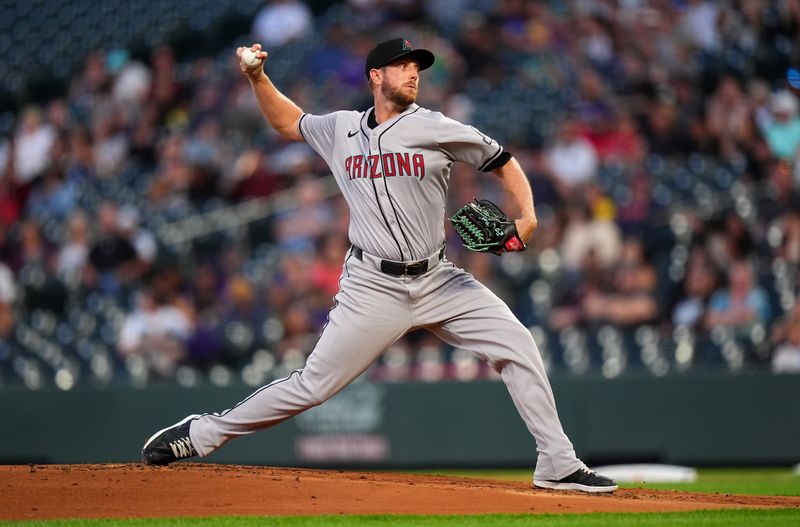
<box><xmin>351</xmin><ymin>245</ymin><xmax>444</xmax><ymax>277</ymax></box>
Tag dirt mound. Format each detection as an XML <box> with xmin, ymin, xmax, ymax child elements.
<box><xmin>3</xmin><ymin>464</ymin><xmax>799</xmax><ymax>520</ymax></box>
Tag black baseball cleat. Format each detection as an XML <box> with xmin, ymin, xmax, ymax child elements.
<box><xmin>141</xmin><ymin>414</ymin><xmax>200</xmax><ymax>466</ymax></box>
<box><xmin>534</xmin><ymin>467</ymin><xmax>618</xmax><ymax>493</ymax></box>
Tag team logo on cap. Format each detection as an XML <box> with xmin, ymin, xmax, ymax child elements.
<box><xmin>402</xmin><ymin>40</ymin><xmax>412</xmax><ymax>51</ymax></box>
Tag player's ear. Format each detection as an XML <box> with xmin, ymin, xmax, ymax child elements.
<box><xmin>369</xmin><ymin>68</ymin><xmax>380</xmax><ymax>85</ymax></box>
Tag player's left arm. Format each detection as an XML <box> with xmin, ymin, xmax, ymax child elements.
<box><xmin>492</xmin><ymin>157</ymin><xmax>538</xmax><ymax>243</ymax></box>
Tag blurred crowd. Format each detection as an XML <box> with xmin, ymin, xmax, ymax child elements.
<box><xmin>1</xmin><ymin>0</ymin><xmax>800</xmax><ymax>387</ymax></box>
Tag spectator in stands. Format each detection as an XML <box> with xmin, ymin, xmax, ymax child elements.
<box><xmin>574</xmin><ymin>67</ymin><xmax>614</xmax><ymax>132</ymax></box>
<box><xmin>148</xmin><ymin>133</ymin><xmax>192</xmax><ymax>216</ymax></box>
<box><xmin>0</xmin><ymin>134</ymin><xmax>9</xmax><ymax>176</ymax></box>
<box><xmin>188</xmin><ymin>262</ymin><xmax>224</xmax><ymax>318</ymax></box>
<box><xmin>185</xmin><ymin>263</ymin><xmax>226</xmax><ymax>369</ymax></box>
<box><xmin>771</xmin><ymin>303</ymin><xmax>800</xmax><ymax>373</ymax></box>
<box><xmin>117</xmin><ymin>205</ymin><xmax>158</xmax><ymax>267</ymax></box>
<box><xmin>585</xmin><ymin>110</ymin><xmax>646</xmax><ymax>165</ymax></box>
<box><xmin>747</xmin><ymin>78</ymin><xmax>774</xmax><ymax>135</ymax></box>
<box><xmin>672</xmin><ymin>248</ymin><xmax>720</xmax><ymax>330</ymax></box>
<box><xmin>0</xmin><ymin>223</ymin><xmax>12</xmax><ymax>264</ymax></box>
<box><xmin>111</xmin><ymin>51</ymin><xmax>152</xmax><ymax>107</ymax></box>
<box><xmin>24</xmin><ymin>133</ymin><xmax>77</xmax><ymax>221</ymax></box>
<box><xmin>679</xmin><ymin>0</ymin><xmax>723</xmax><ymax>53</ymax></box>
<box><xmin>150</xmin><ymin>46</ymin><xmax>182</xmax><ymax>114</ymax></box>
<box><xmin>616</xmin><ymin>173</ymin><xmax>656</xmax><ymax>236</ymax></box>
<box><xmin>252</xmin><ymin>0</ymin><xmax>313</xmax><ymax>48</ymax></box>
<box><xmin>56</xmin><ymin>211</ymin><xmax>91</xmax><ymax>281</ymax></box>
<box><xmin>13</xmin><ymin>219</ymin><xmax>53</xmax><ymax>273</ymax></box>
<box><xmin>578</xmin><ymin>14</ymin><xmax>614</xmax><ymax>70</ymax></box>
<box><xmin>69</xmin><ymin>50</ymin><xmax>111</xmax><ymax>113</ymax></box>
<box><xmin>118</xmin><ymin>287</ymin><xmax>193</xmax><ymax>378</ymax></box>
<box><xmin>0</xmin><ymin>261</ymin><xmax>15</xmax><ymax>340</ymax></box>
<box><xmin>92</xmin><ymin>112</ymin><xmax>129</xmax><ymax>178</ymax></box>
<box><xmin>266</xmin><ymin>253</ymin><xmax>315</xmax><ymax>315</ymax></box>
<box><xmin>706</xmin><ymin>75</ymin><xmax>753</xmax><ymax>146</ymax></box>
<box><xmin>213</xmin><ymin>274</ymin><xmax>267</xmax><ymax>359</ymax></box>
<box><xmin>13</xmin><ymin>106</ymin><xmax>56</xmax><ymax>199</ymax></box>
<box><xmin>0</xmin><ymin>158</ymin><xmax>21</xmax><ymax>227</ymax></box>
<box><xmin>228</xmin><ymin>149</ymin><xmax>285</xmax><ymax>201</ymax></box>
<box><xmin>66</xmin><ymin>128</ymin><xmax>97</xmax><ymax>183</ymax></box>
<box><xmin>549</xmin><ymin>250</ymin><xmax>615</xmax><ymax>332</ymax></box>
<box><xmin>704</xmin><ymin>259</ymin><xmax>770</xmax><ymax>334</ymax></box>
<box><xmin>221</xmin><ymin>275</ymin><xmax>265</xmax><ymax>328</ymax></box>
<box><xmin>642</xmin><ymin>102</ymin><xmax>693</xmax><ymax>156</ymax></box>
<box><xmin>764</xmin><ymin>90</ymin><xmax>800</xmax><ymax>162</ymax></box>
<box><xmin>15</xmin><ymin>220</ymin><xmax>68</xmax><ymax>315</ymax></box>
<box><xmin>128</xmin><ymin>108</ymin><xmax>159</xmax><ymax>170</ymax></box>
<box><xmin>275</xmin><ymin>300</ymin><xmax>316</xmax><ymax>358</ymax></box>
<box><xmin>184</xmin><ymin>119</ymin><xmax>223</xmax><ymax>169</ymax></box>
<box><xmin>702</xmin><ymin>213</ymin><xmax>755</xmax><ymax>272</ymax></box>
<box><xmin>774</xmin><ymin>203</ymin><xmax>800</xmax><ymax>264</ymax></box>
<box><xmin>85</xmin><ymin>201</ymin><xmax>142</xmax><ymax>296</ymax></box>
<box><xmin>311</xmin><ymin>233</ymin><xmax>349</xmax><ymax>298</ymax></box>
<box><xmin>273</xmin><ymin>178</ymin><xmax>335</xmax><ymax>252</ymax></box>
<box><xmin>763</xmin><ymin>158</ymin><xmax>800</xmax><ymax>222</ymax></box>
<box><xmin>544</xmin><ymin>117</ymin><xmax>598</xmax><ymax>197</ymax></box>
<box><xmin>560</xmin><ymin>197</ymin><xmax>622</xmax><ymax>273</ymax></box>
<box><xmin>580</xmin><ymin>237</ymin><xmax>659</xmax><ymax>327</ymax></box>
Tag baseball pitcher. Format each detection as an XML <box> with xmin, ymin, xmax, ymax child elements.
<box><xmin>142</xmin><ymin>38</ymin><xmax>617</xmax><ymax>493</ymax></box>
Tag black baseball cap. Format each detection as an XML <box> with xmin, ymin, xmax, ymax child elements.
<box><xmin>364</xmin><ymin>38</ymin><xmax>435</xmax><ymax>79</ymax></box>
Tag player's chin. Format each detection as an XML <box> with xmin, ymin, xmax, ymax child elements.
<box><xmin>399</xmin><ymin>90</ymin><xmax>417</xmax><ymax>106</ymax></box>
<box><xmin>388</xmin><ymin>93</ymin><xmax>416</xmax><ymax>107</ymax></box>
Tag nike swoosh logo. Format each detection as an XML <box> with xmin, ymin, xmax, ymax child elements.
<box><xmin>347</xmin><ymin>130</ymin><xmax>358</xmax><ymax>138</ymax></box>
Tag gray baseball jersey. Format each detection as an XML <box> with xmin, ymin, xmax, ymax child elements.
<box><xmin>187</xmin><ymin>104</ymin><xmax>585</xmax><ymax>481</ymax></box>
<box><xmin>298</xmin><ymin>104</ymin><xmax>504</xmax><ymax>261</ymax></box>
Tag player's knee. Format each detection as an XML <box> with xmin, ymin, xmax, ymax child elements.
<box><xmin>306</xmin><ymin>392</ymin><xmax>329</xmax><ymax>408</ymax></box>
<box><xmin>298</xmin><ymin>377</ymin><xmax>338</xmax><ymax>408</ymax></box>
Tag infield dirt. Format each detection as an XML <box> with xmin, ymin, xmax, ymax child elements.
<box><xmin>2</xmin><ymin>464</ymin><xmax>799</xmax><ymax>520</ymax></box>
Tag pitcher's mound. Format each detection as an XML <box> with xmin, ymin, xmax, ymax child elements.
<box><xmin>3</xmin><ymin>464</ymin><xmax>799</xmax><ymax>520</ymax></box>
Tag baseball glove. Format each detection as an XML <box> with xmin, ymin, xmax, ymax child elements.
<box><xmin>449</xmin><ymin>199</ymin><xmax>526</xmax><ymax>255</ymax></box>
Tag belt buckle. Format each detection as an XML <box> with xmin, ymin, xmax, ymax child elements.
<box><xmin>379</xmin><ymin>258</ymin><xmax>428</xmax><ymax>276</ymax></box>
<box><xmin>405</xmin><ymin>259</ymin><xmax>428</xmax><ymax>276</ymax></box>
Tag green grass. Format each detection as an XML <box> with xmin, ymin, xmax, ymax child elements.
<box><xmin>2</xmin><ymin>510</ymin><xmax>800</xmax><ymax>527</ymax></box>
<box><xmin>410</xmin><ymin>467</ymin><xmax>800</xmax><ymax>496</ymax></box>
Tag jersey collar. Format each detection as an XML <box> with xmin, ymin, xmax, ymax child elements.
<box><xmin>363</xmin><ymin>104</ymin><xmax>420</xmax><ymax>131</ymax></box>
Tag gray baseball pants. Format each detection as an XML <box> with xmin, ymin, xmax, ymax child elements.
<box><xmin>190</xmin><ymin>249</ymin><xmax>584</xmax><ymax>480</ymax></box>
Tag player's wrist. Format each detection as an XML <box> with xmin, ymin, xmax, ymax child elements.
<box><xmin>515</xmin><ymin>216</ymin><xmax>538</xmax><ymax>241</ymax></box>
<box><xmin>247</xmin><ymin>71</ymin><xmax>268</xmax><ymax>84</ymax></box>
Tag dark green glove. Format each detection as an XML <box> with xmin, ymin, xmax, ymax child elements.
<box><xmin>449</xmin><ymin>199</ymin><xmax>526</xmax><ymax>255</ymax></box>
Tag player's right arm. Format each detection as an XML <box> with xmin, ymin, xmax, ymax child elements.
<box><xmin>237</xmin><ymin>44</ymin><xmax>303</xmax><ymax>141</ymax></box>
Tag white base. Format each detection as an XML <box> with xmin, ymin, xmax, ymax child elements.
<box><xmin>590</xmin><ymin>464</ymin><xmax>698</xmax><ymax>483</ymax></box>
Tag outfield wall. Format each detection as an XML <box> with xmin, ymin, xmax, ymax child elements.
<box><xmin>2</xmin><ymin>373</ymin><xmax>798</xmax><ymax>467</ymax></box>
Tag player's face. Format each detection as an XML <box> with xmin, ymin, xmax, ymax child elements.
<box><xmin>380</xmin><ymin>58</ymin><xmax>420</xmax><ymax>107</ymax></box>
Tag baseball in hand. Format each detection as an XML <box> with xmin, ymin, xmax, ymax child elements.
<box><xmin>241</xmin><ymin>48</ymin><xmax>263</xmax><ymax>67</ymax></box>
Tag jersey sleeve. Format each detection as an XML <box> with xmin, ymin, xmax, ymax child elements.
<box><xmin>435</xmin><ymin>116</ymin><xmax>510</xmax><ymax>171</ymax></box>
<box><xmin>298</xmin><ymin>112</ymin><xmax>339</xmax><ymax>162</ymax></box>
